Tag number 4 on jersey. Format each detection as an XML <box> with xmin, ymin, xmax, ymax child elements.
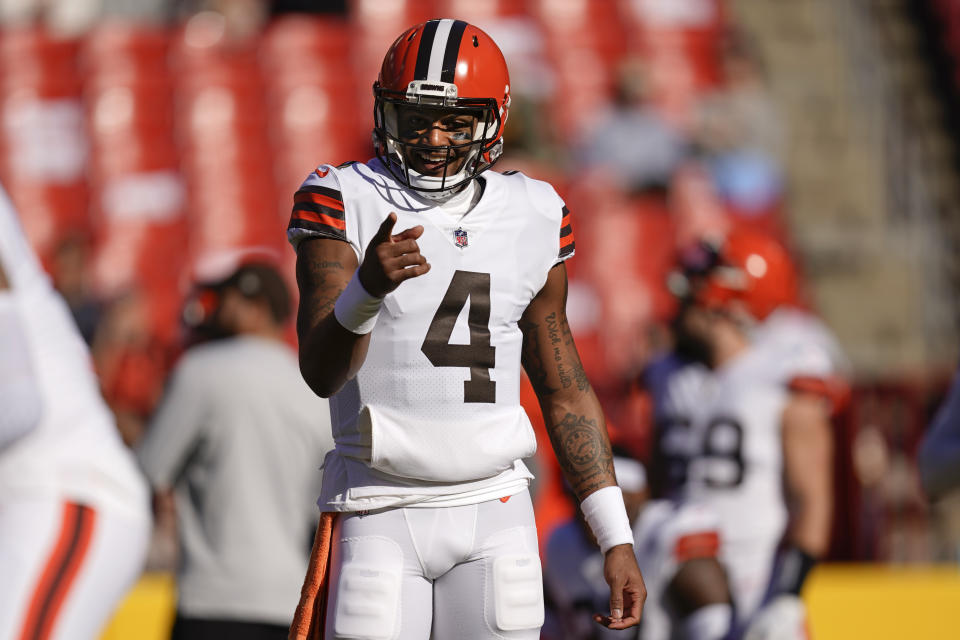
<box><xmin>421</xmin><ymin>270</ymin><xmax>496</xmax><ymax>403</ymax></box>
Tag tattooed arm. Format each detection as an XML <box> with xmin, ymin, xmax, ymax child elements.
<box><xmin>297</xmin><ymin>214</ymin><xmax>430</xmax><ymax>398</ymax></box>
<box><xmin>520</xmin><ymin>262</ymin><xmax>614</xmax><ymax>498</ymax></box>
<box><xmin>520</xmin><ymin>262</ymin><xmax>646</xmax><ymax>630</ymax></box>
<box><xmin>295</xmin><ymin>237</ymin><xmax>370</xmax><ymax>397</ymax></box>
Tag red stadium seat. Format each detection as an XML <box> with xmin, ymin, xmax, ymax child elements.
<box><xmin>434</xmin><ymin>0</ymin><xmax>528</xmax><ymax>22</ymax></box>
<box><xmin>618</xmin><ymin>0</ymin><xmax>725</xmax><ymax>35</ymax></box>
<box><xmin>0</xmin><ymin>27</ymin><xmax>80</xmax><ymax>90</ymax></box>
<box><xmin>79</xmin><ymin>23</ymin><xmax>170</xmax><ymax>85</ymax></box>
<box><xmin>348</xmin><ymin>0</ymin><xmax>440</xmax><ymax>29</ymax></box>
<box><xmin>260</xmin><ymin>15</ymin><xmax>353</xmax><ymax>68</ymax></box>
<box><xmin>85</xmin><ymin>81</ymin><xmax>174</xmax><ymax>142</ymax></box>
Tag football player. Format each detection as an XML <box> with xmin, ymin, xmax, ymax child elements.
<box><xmin>652</xmin><ymin>229</ymin><xmax>847</xmax><ymax>639</ymax></box>
<box><xmin>287</xmin><ymin>19</ymin><xmax>645</xmax><ymax>640</ymax></box>
<box><xmin>0</xmin><ymin>184</ymin><xmax>151</xmax><ymax>639</ymax></box>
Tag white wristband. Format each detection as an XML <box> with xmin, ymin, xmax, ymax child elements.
<box><xmin>333</xmin><ymin>272</ymin><xmax>383</xmax><ymax>334</ymax></box>
<box><xmin>580</xmin><ymin>486</ymin><xmax>634</xmax><ymax>554</ymax></box>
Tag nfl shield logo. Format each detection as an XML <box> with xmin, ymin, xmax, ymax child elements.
<box><xmin>454</xmin><ymin>227</ymin><xmax>468</xmax><ymax>249</ymax></box>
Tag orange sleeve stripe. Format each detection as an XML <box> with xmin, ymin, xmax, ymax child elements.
<box><xmin>674</xmin><ymin>531</ymin><xmax>720</xmax><ymax>563</ymax></box>
<box><xmin>18</xmin><ymin>502</ymin><xmax>96</xmax><ymax>640</ymax></box>
<box><xmin>561</xmin><ymin>214</ymin><xmax>571</xmax><ymax>228</ymax></box>
<box><xmin>294</xmin><ymin>191</ymin><xmax>345</xmax><ymax>212</ymax></box>
<box><xmin>788</xmin><ymin>376</ymin><xmax>832</xmax><ymax>398</ymax></box>
<box><xmin>559</xmin><ymin>233</ymin><xmax>575</xmax><ymax>248</ymax></box>
<box><xmin>292</xmin><ymin>209</ymin><xmax>347</xmax><ymax>231</ymax></box>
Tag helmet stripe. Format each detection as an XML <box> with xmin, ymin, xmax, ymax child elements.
<box><xmin>414</xmin><ymin>20</ymin><xmax>440</xmax><ymax>81</ymax></box>
<box><xmin>426</xmin><ymin>19</ymin><xmax>454</xmax><ymax>81</ymax></box>
<box><xmin>440</xmin><ymin>20</ymin><xmax>468</xmax><ymax>83</ymax></box>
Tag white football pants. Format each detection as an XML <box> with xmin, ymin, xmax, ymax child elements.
<box><xmin>324</xmin><ymin>490</ymin><xmax>544</xmax><ymax>640</ymax></box>
<box><xmin>722</xmin><ymin>535</ymin><xmax>780</xmax><ymax>633</ymax></box>
<box><xmin>0</xmin><ymin>496</ymin><xmax>150</xmax><ymax>640</ymax></box>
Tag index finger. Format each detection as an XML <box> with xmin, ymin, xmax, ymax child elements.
<box><xmin>391</xmin><ymin>225</ymin><xmax>425</xmax><ymax>242</ymax></box>
<box><xmin>373</xmin><ymin>212</ymin><xmax>398</xmax><ymax>243</ymax></box>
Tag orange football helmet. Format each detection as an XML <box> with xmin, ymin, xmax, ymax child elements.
<box><xmin>373</xmin><ymin>19</ymin><xmax>511</xmax><ymax>195</ymax></box>
<box><xmin>693</xmin><ymin>228</ymin><xmax>799</xmax><ymax>321</ymax></box>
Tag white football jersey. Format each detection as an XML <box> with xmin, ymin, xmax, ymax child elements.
<box><xmin>0</xmin><ymin>186</ymin><xmax>149</xmax><ymax>521</ymax></box>
<box><xmin>654</xmin><ymin>308</ymin><xmax>842</xmax><ymax>622</ymax></box>
<box><xmin>288</xmin><ymin>159</ymin><xmax>575</xmax><ymax>511</ymax></box>
<box><xmin>633</xmin><ymin>499</ymin><xmax>723</xmax><ymax>640</ymax></box>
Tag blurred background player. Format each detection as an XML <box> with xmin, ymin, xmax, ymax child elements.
<box><xmin>288</xmin><ymin>18</ymin><xmax>645</xmax><ymax>640</ymax></box>
<box><xmin>544</xmin><ymin>452</ymin><xmax>732</xmax><ymax>640</ymax></box>
<box><xmin>649</xmin><ymin>228</ymin><xmax>847</xmax><ymax>639</ymax></box>
<box><xmin>0</xmin><ymin>184</ymin><xmax>151</xmax><ymax>640</ymax></box>
<box><xmin>918</xmin><ymin>362</ymin><xmax>960</xmax><ymax>502</ymax></box>
<box><xmin>136</xmin><ymin>258</ymin><xmax>333</xmax><ymax>640</ymax></box>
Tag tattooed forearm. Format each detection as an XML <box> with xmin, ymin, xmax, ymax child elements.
<box><xmin>557</xmin><ymin>311</ymin><xmax>590</xmax><ymax>392</ymax></box>
<box><xmin>296</xmin><ymin>255</ymin><xmax>349</xmax><ymax>337</ymax></box>
<box><xmin>520</xmin><ymin>316</ymin><xmax>558</xmax><ymax>396</ymax></box>
<box><xmin>572</xmin><ymin>362</ymin><xmax>590</xmax><ymax>392</ymax></box>
<box><xmin>548</xmin><ymin>412</ymin><xmax>615</xmax><ymax>497</ymax></box>
<box><xmin>545</xmin><ymin>312</ymin><xmax>573</xmax><ymax>389</ymax></box>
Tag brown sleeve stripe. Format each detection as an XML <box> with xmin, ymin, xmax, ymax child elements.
<box><xmin>558</xmin><ymin>206</ymin><xmax>575</xmax><ymax>257</ymax></box>
<box><xmin>290</xmin><ymin>209</ymin><xmax>346</xmax><ymax>231</ymax></box>
<box><xmin>295</xmin><ymin>187</ymin><xmax>344</xmax><ymax>213</ymax></box>
<box><xmin>293</xmin><ymin>200</ymin><xmax>345</xmax><ymax>222</ymax></box>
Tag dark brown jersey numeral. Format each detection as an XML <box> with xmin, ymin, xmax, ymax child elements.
<box><xmin>421</xmin><ymin>270</ymin><xmax>496</xmax><ymax>403</ymax></box>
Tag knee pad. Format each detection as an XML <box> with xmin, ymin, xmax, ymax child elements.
<box><xmin>492</xmin><ymin>553</ymin><xmax>544</xmax><ymax>632</ymax></box>
<box><xmin>333</xmin><ymin>536</ymin><xmax>403</xmax><ymax>639</ymax></box>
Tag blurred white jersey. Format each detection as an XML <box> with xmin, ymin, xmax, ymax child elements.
<box><xmin>633</xmin><ymin>500</ymin><xmax>723</xmax><ymax>640</ymax></box>
<box><xmin>656</xmin><ymin>307</ymin><xmax>843</xmax><ymax>623</ymax></box>
<box><xmin>0</xmin><ymin>188</ymin><xmax>149</xmax><ymax>520</ymax></box>
<box><xmin>751</xmin><ymin>307</ymin><xmax>850</xmax><ymax>398</ymax></box>
<box><xmin>288</xmin><ymin>159</ymin><xmax>574</xmax><ymax>512</ymax></box>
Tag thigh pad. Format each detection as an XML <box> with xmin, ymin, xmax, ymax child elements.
<box><xmin>333</xmin><ymin>536</ymin><xmax>403</xmax><ymax>640</ymax></box>
<box><xmin>492</xmin><ymin>552</ymin><xmax>544</xmax><ymax>632</ymax></box>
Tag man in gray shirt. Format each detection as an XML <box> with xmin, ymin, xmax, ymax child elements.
<box><xmin>138</xmin><ymin>261</ymin><xmax>333</xmax><ymax>640</ymax></box>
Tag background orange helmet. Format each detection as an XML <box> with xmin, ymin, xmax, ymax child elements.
<box><xmin>694</xmin><ymin>228</ymin><xmax>800</xmax><ymax>321</ymax></box>
<box><xmin>373</xmin><ymin>19</ymin><xmax>511</xmax><ymax>194</ymax></box>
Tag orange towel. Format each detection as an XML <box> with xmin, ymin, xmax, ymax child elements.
<box><xmin>289</xmin><ymin>512</ymin><xmax>337</xmax><ymax>640</ymax></box>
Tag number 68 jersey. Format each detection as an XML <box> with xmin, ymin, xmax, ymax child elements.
<box><xmin>288</xmin><ymin>158</ymin><xmax>574</xmax><ymax>512</ymax></box>
<box><xmin>658</xmin><ymin>311</ymin><xmax>843</xmax><ymax>621</ymax></box>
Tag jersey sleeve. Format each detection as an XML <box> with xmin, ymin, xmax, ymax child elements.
<box><xmin>558</xmin><ymin>205</ymin><xmax>575</xmax><ymax>262</ymax></box>
<box><xmin>287</xmin><ymin>166</ymin><xmax>347</xmax><ymax>250</ymax></box>
<box><xmin>779</xmin><ymin>340</ymin><xmax>850</xmax><ymax>411</ymax></box>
